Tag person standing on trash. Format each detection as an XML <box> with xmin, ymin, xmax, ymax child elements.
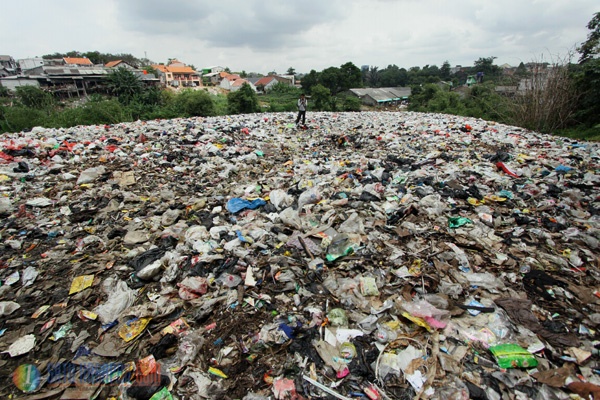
<box><xmin>295</xmin><ymin>93</ymin><xmax>307</xmax><ymax>127</ymax></box>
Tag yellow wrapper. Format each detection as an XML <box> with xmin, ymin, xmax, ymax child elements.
<box><xmin>69</xmin><ymin>275</ymin><xmax>95</xmax><ymax>295</ymax></box>
<box><xmin>118</xmin><ymin>317</ymin><xmax>152</xmax><ymax>342</ymax></box>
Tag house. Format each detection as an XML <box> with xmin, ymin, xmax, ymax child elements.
<box><xmin>0</xmin><ymin>55</ymin><xmax>18</xmax><ymax>77</ymax></box>
<box><xmin>18</xmin><ymin>58</ymin><xmax>45</xmax><ymax>73</ymax></box>
<box><xmin>219</xmin><ymin>74</ymin><xmax>241</xmax><ymax>90</ymax></box>
<box><xmin>152</xmin><ymin>64</ymin><xmax>173</xmax><ymax>84</ymax></box>
<box><xmin>63</xmin><ymin>57</ymin><xmax>93</xmax><ymax>67</ymax></box>
<box><xmin>254</xmin><ymin>76</ymin><xmax>278</xmax><ymax>92</ymax></box>
<box><xmin>151</xmin><ymin>61</ymin><xmax>201</xmax><ymax>87</ymax></box>
<box><xmin>276</xmin><ymin>74</ymin><xmax>295</xmax><ymax>86</ymax></box>
<box><xmin>202</xmin><ymin>66</ymin><xmax>225</xmax><ymax>75</ymax></box>
<box><xmin>105</xmin><ymin>60</ymin><xmax>136</xmax><ymax>70</ymax></box>
<box><xmin>200</xmin><ymin>66</ymin><xmax>225</xmax><ymax>86</ymax></box>
<box><xmin>231</xmin><ymin>79</ymin><xmax>256</xmax><ymax>92</ymax></box>
<box><xmin>349</xmin><ymin>87</ymin><xmax>411</xmax><ymax>106</ymax></box>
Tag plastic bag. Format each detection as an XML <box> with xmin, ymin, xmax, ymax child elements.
<box><xmin>176</xmin><ymin>331</ymin><xmax>205</xmax><ymax>366</ymax></box>
<box><xmin>0</xmin><ymin>301</ymin><xmax>21</xmax><ymax>316</ymax></box>
<box><xmin>279</xmin><ymin>207</ymin><xmax>302</xmax><ymax>229</ymax></box>
<box><xmin>269</xmin><ymin>189</ymin><xmax>293</xmax><ymax>211</ymax></box>
<box><xmin>338</xmin><ymin>212</ymin><xmax>365</xmax><ymax>234</ymax></box>
<box><xmin>226</xmin><ymin>198</ymin><xmax>266</xmax><ymax>214</ymax></box>
<box><xmin>177</xmin><ymin>277</ymin><xmax>208</xmax><ymax>300</ymax></box>
<box><xmin>297</xmin><ymin>187</ymin><xmax>321</xmax><ymax>210</ymax></box>
<box><xmin>489</xmin><ymin>344</ymin><xmax>538</xmax><ymax>369</ymax></box>
<box><xmin>93</xmin><ymin>277</ymin><xmax>137</xmax><ymax>324</ymax></box>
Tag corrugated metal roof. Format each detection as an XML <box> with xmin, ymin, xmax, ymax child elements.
<box><xmin>350</xmin><ymin>87</ymin><xmax>411</xmax><ymax>102</ymax></box>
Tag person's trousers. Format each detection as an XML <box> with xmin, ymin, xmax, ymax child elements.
<box><xmin>296</xmin><ymin>111</ymin><xmax>306</xmax><ymax>125</ymax></box>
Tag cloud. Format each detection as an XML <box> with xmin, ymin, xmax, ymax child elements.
<box><xmin>117</xmin><ymin>0</ymin><xmax>347</xmax><ymax>49</ymax></box>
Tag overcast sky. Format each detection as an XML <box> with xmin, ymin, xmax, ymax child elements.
<box><xmin>1</xmin><ymin>1</ymin><xmax>597</xmax><ymax>74</ymax></box>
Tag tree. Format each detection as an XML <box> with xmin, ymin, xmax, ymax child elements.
<box><xmin>320</xmin><ymin>67</ymin><xmax>342</xmax><ymax>94</ymax></box>
<box><xmin>380</xmin><ymin>65</ymin><xmax>408</xmax><ymax>87</ymax></box>
<box><xmin>473</xmin><ymin>57</ymin><xmax>502</xmax><ymax>80</ymax></box>
<box><xmin>15</xmin><ymin>86</ymin><xmax>54</xmax><ymax>109</ymax></box>
<box><xmin>174</xmin><ymin>89</ymin><xmax>216</xmax><ymax>117</ymax></box>
<box><xmin>107</xmin><ymin>67</ymin><xmax>144</xmax><ymax>105</ymax></box>
<box><xmin>440</xmin><ymin>61</ymin><xmax>451</xmax><ymax>80</ymax></box>
<box><xmin>578</xmin><ymin>12</ymin><xmax>600</xmax><ymax>63</ymax></box>
<box><xmin>143</xmin><ymin>66</ymin><xmax>158</xmax><ymax>77</ymax></box>
<box><xmin>287</xmin><ymin>67</ymin><xmax>296</xmax><ymax>76</ymax></box>
<box><xmin>342</xmin><ymin>96</ymin><xmax>361</xmax><ymax>111</ymax></box>
<box><xmin>227</xmin><ymin>83</ymin><xmax>259</xmax><ymax>114</ymax></box>
<box><xmin>575</xmin><ymin>13</ymin><xmax>600</xmax><ymax>127</ymax></box>
<box><xmin>515</xmin><ymin>62</ymin><xmax>528</xmax><ymax>77</ymax></box>
<box><xmin>365</xmin><ymin>66</ymin><xmax>380</xmax><ymax>87</ymax></box>
<box><xmin>301</xmin><ymin>70</ymin><xmax>320</xmax><ymax>93</ymax></box>
<box><xmin>224</xmin><ymin>67</ymin><xmax>232</xmax><ymax>73</ymax></box>
<box><xmin>339</xmin><ymin>62</ymin><xmax>363</xmax><ymax>91</ymax></box>
<box><xmin>311</xmin><ymin>84</ymin><xmax>331</xmax><ymax>110</ymax></box>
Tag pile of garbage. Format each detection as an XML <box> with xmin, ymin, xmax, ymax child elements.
<box><xmin>0</xmin><ymin>111</ymin><xmax>599</xmax><ymax>400</ymax></box>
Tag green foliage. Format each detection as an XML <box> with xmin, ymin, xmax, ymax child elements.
<box><xmin>52</xmin><ymin>99</ymin><xmax>132</xmax><ymax>127</ymax></box>
<box><xmin>311</xmin><ymin>84</ymin><xmax>331</xmax><ymax>111</ymax></box>
<box><xmin>473</xmin><ymin>57</ymin><xmax>502</xmax><ymax>80</ymax></box>
<box><xmin>342</xmin><ymin>95</ymin><xmax>361</xmax><ymax>111</ymax></box>
<box><xmin>262</xmin><ymin>84</ymin><xmax>301</xmax><ymax>112</ymax></box>
<box><xmin>269</xmin><ymin>82</ymin><xmax>300</xmax><ymax>95</ymax></box>
<box><xmin>575</xmin><ymin>13</ymin><xmax>600</xmax><ymax>128</ymax></box>
<box><xmin>212</xmin><ymin>94</ymin><xmax>229</xmax><ymax>116</ymax></box>
<box><xmin>143</xmin><ymin>66</ymin><xmax>158</xmax><ymax>77</ymax></box>
<box><xmin>173</xmin><ymin>89</ymin><xmax>216</xmax><ymax>117</ymax></box>
<box><xmin>578</xmin><ymin>12</ymin><xmax>600</xmax><ymax>63</ymax></box>
<box><xmin>42</xmin><ymin>51</ymin><xmax>142</xmax><ymax>66</ymax></box>
<box><xmin>15</xmin><ymin>86</ymin><xmax>54</xmax><ymax>109</ymax></box>
<box><xmin>301</xmin><ymin>70</ymin><xmax>319</xmax><ymax>93</ymax></box>
<box><xmin>300</xmin><ymin>62</ymin><xmax>362</xmax><ymax>94</ymax></box>
<box><xmin>0</xmin><ymin>86</ymin><xmax>8</xmax><ymax>97</ymax></box>
<box><xmin>379</xmin><ymin>65</ymin><xmax>408</xmax><ymax>87</ymax></box>
<box><xmin>0</xmin><ymin>106</ymin><xmax>47</xmax><ymax>133</ymax></box>
<box><xmin>107</xmin><ymin>68</ymin><xmax>144</xmax><ymax>105</ymax></box>
<box><xmin>573</xmin><ymin>58</ymin><xmax>600</xmax><ymax>127</ymax></box>
<box><xmin>227</xmin><ymin>83</ymin><xmax>259</xmax><ymax>114</ymax></box>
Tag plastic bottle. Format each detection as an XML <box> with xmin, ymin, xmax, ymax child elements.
<box><xmin>326</xmin><ymin>234</ymin><xmax>354</xmax><ymax>262</ymax></box>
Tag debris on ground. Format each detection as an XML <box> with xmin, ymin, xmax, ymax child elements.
<box><xmin>0</xmin><ymin>111</ymin><xmax>599</xmax><ymax>399</ymax></box>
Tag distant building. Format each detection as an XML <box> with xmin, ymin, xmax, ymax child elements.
<box><xmin>18</xmin><ymin>58</ymin><xmax>45</xmax><ymax>73</ymax></box>
<box><xmin>63</xmin><ymin>57</ymin><xmax>93</xmax><ymax>67</ymax></box>
<box><xmin>105</xmin><ymin>60</ymin><xmax>136</xmax><ymax>70</ymax></box>
<box><xmin>0</xmin><ymin>55</ymin><xmax>18</xmax><ymax>77</ymax></box>
<box><xmin>349</xmin><ymin>87</ymin><xmax>411</xmax><ymax>106</ymax></box>
<box><xmin>151</xmin><ymin>60</ymin><xmax>201</xmax><ymax>87</ymax></box>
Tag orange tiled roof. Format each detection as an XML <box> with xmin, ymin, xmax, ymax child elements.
<box><xmin>152</xmin><ymin>65</ymin><xmax>169</xmax><ymax>73</ymax></box>
<box><xmin>168</xmin><ymin>66</ymin><xmax>197</xmax><ymax>74</ymax></box>
<box><xmin>255</xmin><ymin>76</ymin><xmax>275</xmax><ymax>86</ymax></box>
<box><xmin>105</xmin><ymin>60</ymin><xmax>122</xmax><ymax>68</ymax></box>
<box><xmin>64</xmin><ymin>57</ymin><xmax>93</xmax><ymax>65</ymax></box>
<box><xmin>232</xmin><ymin>79</ymin><xmax>250</xmax><ymax>87</ymax></box>
<box><xmin>219</xmin><ymin>71</ymin><xmax>231</xmax><ymax>78</ymax></box>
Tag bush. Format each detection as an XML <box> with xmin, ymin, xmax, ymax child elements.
<box><xmin>50</xmin><ymin>99</ymin><xmax>132</xmax><ymax>128</ymax></box>
<box><xmin>227</xmin><ymin>84</ymin><xmax>259</xmax><ymax>114</ymax></box>
<box><xmin>0</xmin><ymin>106</ymin><xmax>47</xmax><ymax>133</ymax></box>
<box><xmin>311</xmin><ymin>84</ymin><xmax>331</xmax><ymax>111</ymax></box>
<box><xmin>342</xmin><ymin>96</ymin><xmax>361</xmax><ymax>111</ymax></box>
<box><xmin>15</xmin><ymin>86</ymin><xmax>54</xmax><ymax>109</ymax></box>
<box><xmin>107</xmin><ymin>68</ymin><xmax>144</xmax><ymax>105</ymax></box>
<box><xmin>212</xmin><ymin>94</ymin><xmax>229</xmax><ymax>116</ymax></box>
<box><xmin>173</xmin><ymin>89</ymin><xmax>216</xmax><ymax>117</ymax></box>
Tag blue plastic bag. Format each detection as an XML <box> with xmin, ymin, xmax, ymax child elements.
<box><xmin>226</xmin><ymin>198</ymin><xmax>266</xmax><ymax>214</ymax></box>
